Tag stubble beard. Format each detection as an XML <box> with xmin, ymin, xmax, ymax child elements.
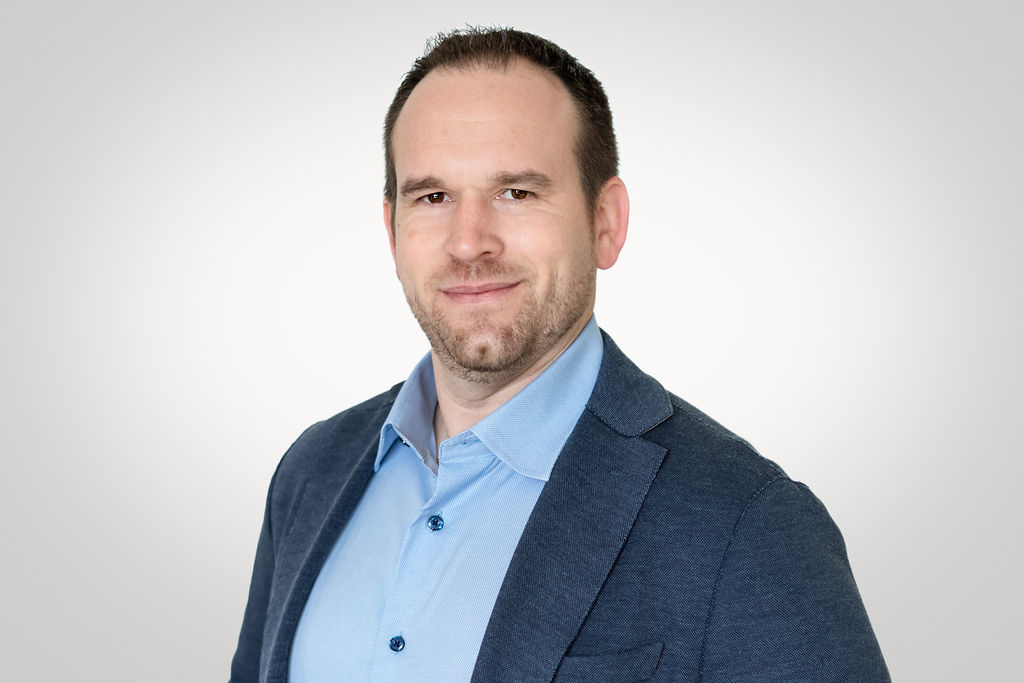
<box><xmin>402</xmin><ymin>258</ymin><xmax>595</xmax><ymax>385</ymax></box>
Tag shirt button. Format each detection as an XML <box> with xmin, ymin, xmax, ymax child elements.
<box><xmin>389</xmin><ymin>635</ymin><xmax>405</xmax><ymax>652</ymax></box>
<box><xmin>427</xmin><ymin>514</ymin><xmax>444</xmax><ymax>531</ymax></box>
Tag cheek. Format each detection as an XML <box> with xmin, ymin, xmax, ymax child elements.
<box><xmin>393</xmin><ymin>245</ymin><xmax>422</xmax><ymax>283</ymax></box>
<box><xmin>402</xmin><ymin>216</ymin><xmax>453</xmax><ymax>254</ymax></box>
<box><xmin>394</xmin><ymin>225</ymin><xmax>435</xmax><ymax>269</ymax></box>
<box><xmin>395</xmin><ymin>255</ymin><xmax>424</xmax><ymax>287</ymax></box>
<box><xmin>517</xmin><ymin>230</ymin><xmax>591</xmax><ymax>279</ymax></box>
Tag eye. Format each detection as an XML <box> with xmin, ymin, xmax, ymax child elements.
<box><xmin>420</xmin><ymin>192</ymin><xmax>449</xmax><ymax>204</ymax></box>
<box><xmin>498</xmin><ymin>188</ymin><xmax>531</xmax><ymax>201</ymax></box>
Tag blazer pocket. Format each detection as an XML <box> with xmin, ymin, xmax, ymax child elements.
<box><xmin>553</xmin><ymin>642</ymin><xmax>664</xmax><ymax>683</ymax></box>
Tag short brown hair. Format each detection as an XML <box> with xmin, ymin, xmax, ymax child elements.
<box><xmin>383</xmin><ymin>27</ymin><xmax>618</xmax><ymax>215</ymax></box>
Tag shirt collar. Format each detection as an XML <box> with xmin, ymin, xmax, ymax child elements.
<box><xmin>376</xmin><ymin>353</ymin><xmax>437</xmax><ymax>471</ymax></box>
<box><xmin>377</xmin><ymin>316</ymin><xmax>604</xmax><ymax>481</ymax></box>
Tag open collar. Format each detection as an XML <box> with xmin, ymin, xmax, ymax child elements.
<box><xmin>377</xmin><ymin>317</ymin><xmax>605</xmax><ymax>481</ymax></box>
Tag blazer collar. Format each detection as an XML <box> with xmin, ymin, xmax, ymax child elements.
<box><xmin>586</xmin><ymin>331</ymin><xmax>674</xmax><ymax>436</ymax></box>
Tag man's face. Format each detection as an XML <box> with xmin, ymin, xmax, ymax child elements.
<box><xmin>386</xmin><ymin>61</ymin><xmax>600</xmax><ymax>384</ymax></box>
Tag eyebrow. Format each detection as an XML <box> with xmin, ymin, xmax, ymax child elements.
<box><xmin>490</xmin><ymin>170</ymin><xmax>553</xmax><ymax>191</ymax></box>
<box><xmin>399</xmin><ymin>170</ymin><xmax>555</xmax><ymax>199</ymax></box>
<box><xmin>400</xmin><ymin>175</ymin><xmax>445</xmax><ymax>198</ymax></box>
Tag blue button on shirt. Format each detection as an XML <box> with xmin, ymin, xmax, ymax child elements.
<box><xmin>289</xmin><ymin>317</ymin><xmax>604</xmax><ymax>682</ymax></box>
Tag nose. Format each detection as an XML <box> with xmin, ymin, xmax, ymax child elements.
<box><xmin>446</xmin><ymin>195</ymin><xmax>503</xmax><ymax>263</ymax></box>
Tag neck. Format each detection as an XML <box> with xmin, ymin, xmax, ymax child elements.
<box><xmin>431</xmin><ymin>315</ymin><xmax>590</xmax><ymax>443</ymax></box>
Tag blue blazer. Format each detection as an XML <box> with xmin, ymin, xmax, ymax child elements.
<box><xmin>231</xmin><ymin>333</ymin><xmax>889</xmax><ymax>682</ymax></box>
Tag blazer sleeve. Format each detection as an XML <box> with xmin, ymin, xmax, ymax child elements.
<box><xmin>700</xmin><ymin>478</ymin><xmax>890</xmax><ymax>682</ymax></box>
<box><xmin>229</xmin><ymin>467</ymin><xmax>279</xmax><ymax>683</ymax></box>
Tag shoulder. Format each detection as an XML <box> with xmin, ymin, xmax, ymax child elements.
<box><xmin>628</xmin><ymin>389</ymin><xmax>848</xmax><ymax>578</ymax></box>
<box><xmin>592</xmin><ymin>331</ymin><xmax>791</xmax><ymax>510</ymax></box>
<box><xmin>643</xmin><ymin>391</ymin><xmax>788</xmax><ymax>507</ymax></box>
<box><xmin>656</xmin><ymin>395</ymin><xmax>888</xmax><ymax>677</ymax></box>
<box><xmin>641</xmin><ymin>392</ymin><xmax>868</xmax><ymax>621</ymax></box>
<box><xmin>268</xmin><ymin>383</ymin><xmax>402</xmax><ymax>511</ymax></box>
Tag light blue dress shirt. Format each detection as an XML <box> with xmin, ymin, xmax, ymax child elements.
<box><xmin>289</xmin><ymin>317</ymin><xmax>604</xmax><ymax>682</ymax></box>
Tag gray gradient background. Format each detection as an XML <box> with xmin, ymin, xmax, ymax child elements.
<box><xmin>1</xmin><ymin>1</ymin><xmax>1020</xmax><ymax>681</ymax></box>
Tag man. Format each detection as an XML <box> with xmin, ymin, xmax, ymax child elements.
<box><xmin>231</xmin><ymin>28</ymin><xmax>889</xmax><ymax>682</ymax></box>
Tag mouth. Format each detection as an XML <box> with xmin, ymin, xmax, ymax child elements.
<box><xmin>441</xmin><ymin>281</ymin><xmax>520</xmax><ymax>303</ymax></box>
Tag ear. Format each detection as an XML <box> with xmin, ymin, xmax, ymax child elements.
<box><xmin>593</xmin><ymin>176</ymin><xmax>629</xmax><ymax>269</ymax></box>
<box><xmin>383</xmin><ymin>199</ymin><xmax>397</xmax><ymax>260</ymax></box>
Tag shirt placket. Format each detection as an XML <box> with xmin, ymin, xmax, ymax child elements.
<box><xmin>367</xmin><ymin>433</ymin><xmax>490</xmax><ymax>681</ymax></box>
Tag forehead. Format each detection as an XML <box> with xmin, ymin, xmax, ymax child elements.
<box><xmin>391</xmin><ymin>61</ymin><xmax>580</xmax><ymax>180</ymax></box>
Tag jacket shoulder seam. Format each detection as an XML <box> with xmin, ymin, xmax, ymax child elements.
<box><xmin>696</xmin><ymin>473</ymin><xmax>792</xmax><ymax>680</ymax></box>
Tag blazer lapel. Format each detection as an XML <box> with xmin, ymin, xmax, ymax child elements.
<box><xmin>471</xmin><ymin>333</ymin><xmax>673</xmax><ymax>683</ymax></box>
<box><xmin>263</xmin><ymin>389</ymin><xmax>398</xmax><ymax>682</ymax></box>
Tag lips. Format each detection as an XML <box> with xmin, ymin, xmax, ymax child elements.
<box><xmin>441</xmin><ymin>281</ymin><xmax>520</xmax><ymax>302</ymax></box>
<box><xmin>443</xmin><ymin>282</ymin><xmax>517</xmax><ymax>295</ymax></box>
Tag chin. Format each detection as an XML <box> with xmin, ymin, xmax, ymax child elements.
<box><xmin>452</xmin><ymin>328</ymin><xmax>528</xmax><ymax>370</ymax></box>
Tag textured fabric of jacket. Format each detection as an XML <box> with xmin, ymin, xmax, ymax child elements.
<box><xmin>230</xmin><ymin>332</ymin><xmax>890</xmax><ymax>682</ymax></box>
